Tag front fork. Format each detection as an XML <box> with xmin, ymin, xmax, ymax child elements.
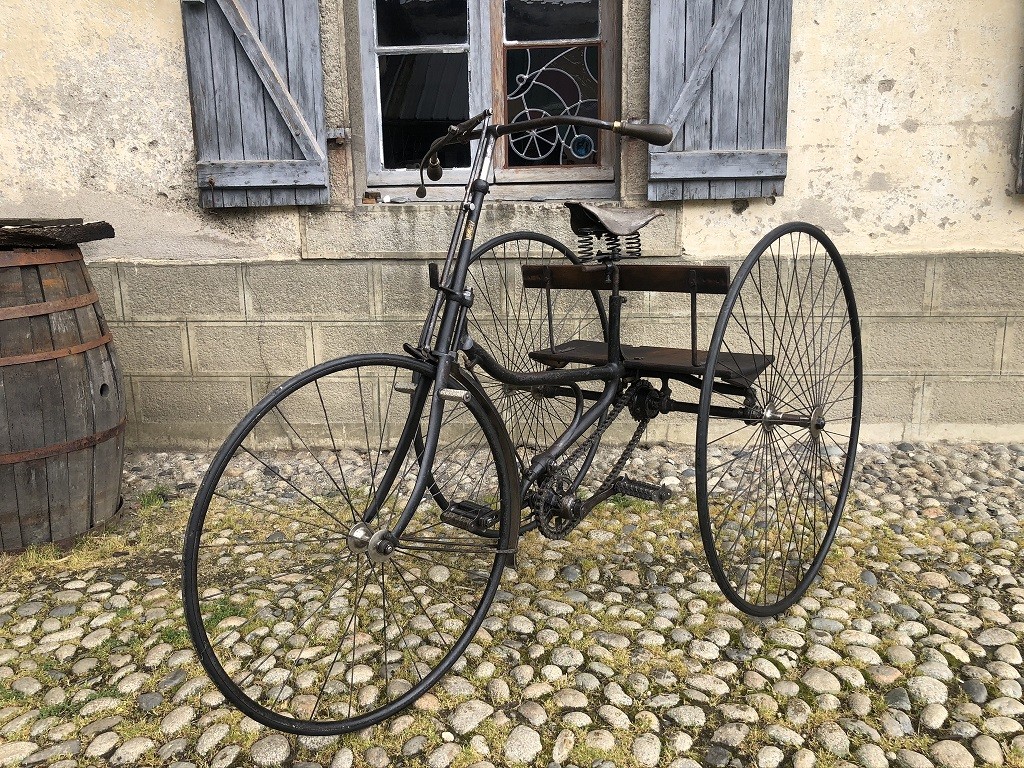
<box><xmin>355</xmin><ymin>298</ymin><xmax>475</xmax><ymax>552</ymax></box>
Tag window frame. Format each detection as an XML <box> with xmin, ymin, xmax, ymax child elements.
<box><xmin>356</xmin><ymin>0</ymin><xmax>619</xmax><ymax>195</ymax></box>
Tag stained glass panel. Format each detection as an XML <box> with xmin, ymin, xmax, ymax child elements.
<box><xmin>505</xmin><ymin>0</ymin><xmax>600</xmax><ymax>42</ymax></box>
<box><xmin>505</xmin><ymin>46</ymin><xmax>600</xmax><ymax>167</ymax></box>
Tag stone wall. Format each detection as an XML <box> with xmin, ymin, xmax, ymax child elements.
<box><xmin>87</xmin><ymin>248</ymin><xmax>1024</xmax><ymax>448</ymax></box>
<box><xmin>3</xmin><ymin>0</ymin><xmax>1024</xmax><ymax>445</ymax></box>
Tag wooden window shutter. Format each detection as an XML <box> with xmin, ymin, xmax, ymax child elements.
<box><xmin>181</xmin><ymin>0</ymin><xmax>329</xmax><ymax>208</ymax></box>
<box><xmin>648</xmin><ymin>0</ymin><xmax>792</xmax><ymax>201</ymax></box>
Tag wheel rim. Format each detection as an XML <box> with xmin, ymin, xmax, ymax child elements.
<box><xmin>183</xmin><ymin>355</ymin><xmax>513</xmax><ymax>733</ymax></box>
<box><xmin>466</xmin><ymin>233</ymin><xmax>608</xmax><ymax>477</ymax></box>
<box><xmin>696</xmin><ymin>223</ymin><xmax>862</xmax><ymax>615</ymax></box>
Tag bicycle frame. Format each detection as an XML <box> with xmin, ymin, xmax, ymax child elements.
<box><xmin>365</xmin><ymin>112</ymin><xmax>636</xmax><ymax>542</ymax></box>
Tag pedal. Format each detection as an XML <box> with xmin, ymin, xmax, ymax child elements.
<box><xmin>438</xmin><ymin>388</ymin><xmax>470</xmax><ymax>403</ymax></box>
<box><xmin>394</xmin><ymin>381</ymin><xmax>417</xmax><ymax>394</ymax></box>
<box><xmin>441</xmin><ymin>500</ymin><xmax>499</xmax><ymax>534</ymax></box>
<box><xmin>614</xmin><ymin>476</ymin><xmax>671</xmax><ymax>503</ymax></box>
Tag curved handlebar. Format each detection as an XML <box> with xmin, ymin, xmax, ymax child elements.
<box><xmin>415</xmin><ymin>112</ymin><xmax>674</xmax><ymax>197</ymax></box>
<box><xmin>493</xmin><ymin>115</ymin><xmax>674</xmax><ymax>147</ymax></box>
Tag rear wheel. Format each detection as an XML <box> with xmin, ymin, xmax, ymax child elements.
<box><xmin>696</xmin><ymin>222</ymin><xmax>862</xmax><ymax>616</ymax></box>
<box><xmin>183</xmin><ymin>354</ymin><xmax>518</xmax><ymax>734</ymax></box>
<box><xmin>465</xmin><ymin>232</ymin><xmax>609</xmax><ymax>477</ymax></box>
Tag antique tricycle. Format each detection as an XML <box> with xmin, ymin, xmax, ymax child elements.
<box><xmin>182</xmin><ymin>110</ymin><xmax>862</xmax><ymax>734</ymax></box>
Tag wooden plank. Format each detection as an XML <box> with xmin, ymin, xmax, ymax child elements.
<box><xmin>282</xmin><ymin>0</ymin><xmax>329</xmax><ymax>205</ymax></box>
<box><xmin>650</xmin><ymin>150</ymin><xmax>787</xmax><ymax>179</ymax></box>
<box><xmin>208</xmin><ymin>0</ymin><xmax>248</xmax><ymax>208</ymax></box>
<box><xmin>236</xmin><ymin>0</ymin><xmax>273</xmax><ymax>207</ymax></box>
<box><xmin>1</xmin><ymin>267</ymin><xmax>51</xmax><ymax>546</ymax></box>
<box><xmin>0</xmin><ymin>267</ymin><xmax>24</xmax><ymax>551</ymax></box>
<box><xmin>735</xmin><ymin>0</ymin><xmax>769</xmax><ymax>198</ymax></box>
<box><xmin>666</xmin><ymin>0</ymin><xmax>749</xmax><ymax>133</ymax></box>
<box><xmin>0</xmin><ymin>222</ymin><xmax>114</xmax><ymax>249</ymax></box>
<box><xmin>648</xmin><ymin>0</ymin><xmax>686</xmax><ymax>201</ymax></box>
<box><xmin>358</xmin><ymin>0</ymin><xmax>385</xmax><ymax>179</ymax></box>
<box><xmin>39</xmin><ymin>263</ymin><xmax>90</xmax><ymax>541</ymax></box>
<box><xmin>259</xmin><ymin>0</ymin><xmax>299</xmax><ymax>206</ymax></box>
<box><xmin>521</xmin><ymin>263</ymin><xmax>731</xmax><ymax>294</ymax></box>
<box><xmin>22</xmin><ymin>267</ymin><xmax>72</xmax><ymax>543</ymax></box>
<box><xmin>213</xmin><ymin>0</ymin><xmax>325</xmax><ymax>164</ymax></box>
<box><xmin>710</xmin><ymin>0</ymin><xmax>742</xmax><ymax>200</ymax></box>
<box><xmin>182</xmin><ymin>1</ymin><xmax>225</xmax><ymax>208</ymax></box>
<box><xmin>683</xmin><ymin>0</ymin><xmax>714</xmax><ymax>200</ymax></box>
<box><xmin>762</xmin><ymin>0</ymin><xmax>792</xmax><ymax>197</ymax></box>
<box><xmin>65</xmin><ymin>262</ymin><xmax>122</xmax><ymax>527</ymax></box>
<box><xmin>196</xmin><ymin>160</ymin><xmax>328</xmax><ymax>187</ymax></box>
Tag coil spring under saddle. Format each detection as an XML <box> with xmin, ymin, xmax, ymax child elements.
<box><xmin>577</xmin><ymin>230</ymin><xmax>642</xmax><ymax>262</ymax></box>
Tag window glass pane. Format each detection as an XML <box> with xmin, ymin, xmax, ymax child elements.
<box><xmin>505</xmin><ymin>46</ymin><xmax>599</xmax><ymax>167</ymax></box>
<box><xmin>505</xmin><ymin>0</ymin><xmax>599</xmax><ymax>42</ymax></box>
<box><xmin>379</xmin><ymin>53</ymin><xmax>471</xmax><ymax>170</ymax></box>
<box><xmin>376</xmin><ymin>0</ymin><xmax>468</xmax><ymax>46</ymax></box>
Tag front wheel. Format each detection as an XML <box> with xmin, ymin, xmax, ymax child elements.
<box><xmin>696</xmin><ymin>223</ymin><xmax>863</xmax><ymax>616</ymax></box>
<box><xmin>182</xmin><ymin>353</ymin><xmax>518</xmax><ymax>734</ymax></box>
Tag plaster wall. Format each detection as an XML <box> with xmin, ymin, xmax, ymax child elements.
<box><xmin>1</xmin><ymin>0</ymin><xmax>1023</xmax><ymax>444</ymax></box>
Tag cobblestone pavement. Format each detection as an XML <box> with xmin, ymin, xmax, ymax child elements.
<box><xmin>0</xmin><ymin>442</ymin><xmax>1021</xmax><ymax>768</ymax></box>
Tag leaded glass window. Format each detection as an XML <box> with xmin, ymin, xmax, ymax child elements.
<box><xmin>358</xmin><ymin>0</ymin><xmax>617</xmax><ymax>195</ymax></box>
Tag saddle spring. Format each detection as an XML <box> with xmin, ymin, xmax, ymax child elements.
<box><xmin>577</xmin><ymin>230</ymin><xmax>643</xmax><ymax>262</ymax></box>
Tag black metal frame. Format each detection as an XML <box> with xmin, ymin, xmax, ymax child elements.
<box><xmin>376</xmin><ymin>109</ymin><xmax>750</xmax><ymax>542</ymax></box>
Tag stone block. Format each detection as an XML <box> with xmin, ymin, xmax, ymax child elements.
<box><xmin>119</xmin><ymin>264</ymin><xmax>243</xmax><ymax>320</ymax></box>
<box><xmin>189</xmin><ymin>322</ymin><xmax>310</xmax><ymax>375</ymax></box>
<box><xmin>860</xmin><ymin>317</ymin><xmax>1001</xmax><ymax>374</ymax></box>
<box><xmin>108</xmin><ymin>322</ymin><xmax>188</xmax><ymax>375</ymax></box>
<box><xmin>313</xmin><ymin>322</ymin><xmax>421</xmax><ymax>363</ymax></box>
<box><xmin>846</xmin><ymin>255</ymin><xmax>929</xmax><ymax>315</ymax></box>
<box><xmin>380</xmin><ymin>262</ymin><xmax>436</xmax><ymax>320</ymax></box>
<box><xmin>933</xmin><ymin>254</ymin><xmax>1024</xmax><ymax>314</ymax></box>
<box><xmin>1003</xmin><ymin>318</ymin><xmax>1021</xmax><ymax>373</ymax></box>
<box><xmin>860</xmin><ymin>375</ymin><xmax>918</xmax><ymax>424</ymax></box>
<box><xmin>131</xmin><ymin>377</ymin><xmax>253</xmax><ymax>448</ymax></box>
<box><xmin>85</xmin><ymin>262</ymin><xmax>122</xmax><ymax>320</ymax></box>
<box><xmin>244</xmin><ymin>262</ymin><xmax>371</xmax><ymax>320</ymax></box>
<box><xmin>924</xmin><ymin>377</ymin><xmax>1024</xmax><ymax>424</ymax></box>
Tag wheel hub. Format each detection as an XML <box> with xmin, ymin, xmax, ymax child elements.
<box><xmin>809</xmin><ymin>405</ymin><xmax>826</xmax><ymax>440</ymax></box>
<box><xmin>347</xmin><ymin>522</ymin><xmax>396</xmax><ymax>562</ymax></box>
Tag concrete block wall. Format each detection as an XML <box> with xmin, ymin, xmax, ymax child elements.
<box><xmin>87</xmin><ymin>248</ymin><xmax>1024</xmax><ymax>449</ymax></box>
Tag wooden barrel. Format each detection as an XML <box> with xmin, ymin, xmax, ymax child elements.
<box><xmin>0</xmin><ymin>246</ymin><xmax>126</xmax><ymax>552</ymax></box>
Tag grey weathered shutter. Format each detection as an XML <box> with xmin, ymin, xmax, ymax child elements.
<box><xmin>648</xmin><ymin>0</ymin><xmax>792</xmax><ymax>201</ymax></box>
<box><xmin>181</xmin><ymin>0</ymin><xmax>328</xmax><ymax>208</ymax></box>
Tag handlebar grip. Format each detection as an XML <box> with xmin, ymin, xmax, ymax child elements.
<box><xmin>614</xmin><ymin>122</ymin><xmax>674</xmax><ymax>146</ymax></box>
<box><xmin>426</xmin><ymin>157</ymin><xmax>443</xmax><ymax>181</ymax></box>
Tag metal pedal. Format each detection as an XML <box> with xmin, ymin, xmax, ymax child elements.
<box><xmin>441</xmin><ymin>500</ymin><xmax>499</xmax><ymax>534</ymax></box>
<box><xmin>614</xmin><ymin>476</ymin><xmax>671</xmax><ymax>503</ymax></box>
<box><xmin>394</xmin><ymin>382</ymin><xmax>417</xmax><ymax>394</ymax></box>
<box><xmin>438</xmin><ymin>388</ymin><xmax>470</xmax><ymax>403</ymax></box>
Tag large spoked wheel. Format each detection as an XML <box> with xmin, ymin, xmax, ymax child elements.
<box><xmin>466</xmin><ymin>232</ymin><xmax>609</xmax><ymax>476</ymax></box>
<box><xmin>183</xmin><ymin>353</ymin><xmax>518</xmax><ymax>735</ymax></box>
<box><xmin>696</xmin><ymin>222</ymin><xmax>862</xmax><ymax>616</ymax></box>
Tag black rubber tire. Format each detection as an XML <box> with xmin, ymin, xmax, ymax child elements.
<box><xmin>696</xmin><ymin>222</ymin><xmax>863</xmax><ymax>616</ymax></box>
<box><xmin>183</xmin><ymin>353</ymin><xmax>518</xmax><ymax>734</ymax></box>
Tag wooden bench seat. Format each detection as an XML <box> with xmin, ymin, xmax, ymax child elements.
<box><xmin>529</xmin><ymin>340</ymin><xmax>772</xmax><ymax>382</ymax></box>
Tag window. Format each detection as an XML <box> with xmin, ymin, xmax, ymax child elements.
<box><xmin>357</xmin><ymin>0</ymin><xmax>618</xmax><ymax>193</ymax></box>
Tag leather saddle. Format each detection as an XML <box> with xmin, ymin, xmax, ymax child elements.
<box><xmin>565</xmin><ymin>201</ymin><xmax>664</xmax><ymax>237</ymax></box>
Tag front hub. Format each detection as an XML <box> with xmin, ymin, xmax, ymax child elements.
<box><xmin>347</xmin><ymin>522</ymin><xmax>397</xmax><ymax>562</ymax></box>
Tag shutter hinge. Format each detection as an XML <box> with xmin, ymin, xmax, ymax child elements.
<box><xmin>326</xmin><ymin>127</ymin><xmax>351</xmax><ymax>147</ymax></box>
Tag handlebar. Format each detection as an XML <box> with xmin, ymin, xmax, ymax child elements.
<box><xmin>493</xmin><ymin>115</ymin><xmax>673</xmax><ymax>146</ymax></box>
<box><xmin>415</xmin><ymin>111</ymin><xmax>675</xmax><ymax>197</ymax></box>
